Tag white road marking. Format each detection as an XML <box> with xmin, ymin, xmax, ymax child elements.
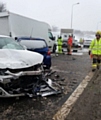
<box><xmin>72</xmin><ymin>52</ymin><xmax>83</xmax><ymax>55</ymax></box>
<box><xmin>53</xmin><ymin>72</ymin><xmax>94</xmax><ymax>120</ymax></box>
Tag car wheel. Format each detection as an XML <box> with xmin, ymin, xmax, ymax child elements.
<box><xmin>52</xmin><ymin>44</ymin><xmax>56</xmax><ymax>53</ymax></box>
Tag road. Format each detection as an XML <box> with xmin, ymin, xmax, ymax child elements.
<box><xmin>0</xmin><ymin>48</ymin><xmax>92</xmax><ymax>120</ymax></box>
<box><xmin>66</xmin><ymin>69</ymin><xmax>101</xmax><ymax>120</ymax></box>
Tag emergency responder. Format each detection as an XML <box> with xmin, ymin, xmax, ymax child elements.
<box><xmin>57</xmin><ymin>36</ymin><xmax>63</xmax><ymax>54</ymax></box>
<box><xmin>67</xmin><ymin>35</ymin><xmax>73</xmax><ymax>55</ymax></box>
<box><xmin>89</xmin><ymin>31</ymin><xmax>101</xmax><ymax>71</ymax></box>
<box><xmin>79</xmin><ymin>38</ymin><xmax>84</xmax><ymax>44</ymax></box>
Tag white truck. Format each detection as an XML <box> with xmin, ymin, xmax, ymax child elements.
<box><xmin>0</xmin><ymin>12</ymin><xmax>55</xmax><ymax>52</ymax></box>
<box><xmin>61</xmin><ymin>29</ymin><xmax>74</xmax><ymax>41</ymax></box>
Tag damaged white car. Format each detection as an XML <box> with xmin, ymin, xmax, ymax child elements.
<box><xmin>0</xmin><ymin>35</ymin><xmax>44</xmax><ymax>97</ymax></box>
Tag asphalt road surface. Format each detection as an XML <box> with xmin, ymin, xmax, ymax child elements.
<box><xmin>66</xmin><ymin>69</ymin><xmax>101</xmax><ymax>120</ymax></box>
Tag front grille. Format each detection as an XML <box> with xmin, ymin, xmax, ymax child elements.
<box><xmin>0</xmin><ymin>64</ymin><xmax>41</xmax><ymax>75</ymax></box>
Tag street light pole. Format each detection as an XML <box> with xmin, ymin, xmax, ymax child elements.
<box><xmin>71</xmin><ymin>2</ymin><xmax>79</xmax><ymax>29</ymax></box>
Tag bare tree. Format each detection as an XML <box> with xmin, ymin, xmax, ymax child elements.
<box><xmin>0</xmin><ymin>3</ymin><xmax>6</xmax><ymax>12</ymax></box>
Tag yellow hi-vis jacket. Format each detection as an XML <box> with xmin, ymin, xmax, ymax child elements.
<box><xmin>57</xmin><ymin>38</ymin><xmax>63</xmax><ymax>46</ymax></box>
<box><xmin>89</xmin><ymin>38</ymin><xmax>101</xmax><ymax>55</ymax></box>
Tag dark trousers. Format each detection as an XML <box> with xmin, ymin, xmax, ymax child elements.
<box><xmin>93</xmin><ymin>58</ymin><xmax>101</xmax><ymax>64</ymax></box>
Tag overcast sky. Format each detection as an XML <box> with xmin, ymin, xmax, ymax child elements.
<box><xmin>1</xmin><ymin>0</ymin><xmax>101</xmax><ymax>31</ymax></box>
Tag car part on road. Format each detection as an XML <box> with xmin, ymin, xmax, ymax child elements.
<box><xmin>36</xmin><ymin>79</ymin><xmax>62</xmax><ymax>97</ymax></box>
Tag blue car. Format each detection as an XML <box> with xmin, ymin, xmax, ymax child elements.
<box><xmin>17</xmin><ymin>37</ymin><xmax>51</xmax><ymax>69</ymax></box>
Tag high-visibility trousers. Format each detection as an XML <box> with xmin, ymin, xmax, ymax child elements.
<box><xmin>92</xmin><ymin>55</ymin><xmax>101</xmax><ymax>70</ymax></box>
<box><xmin>58</xmin><ymin>45</ymin><xmax>63</xmax><ymax>53</ymax></box>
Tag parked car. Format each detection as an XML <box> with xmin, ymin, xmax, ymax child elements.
<box><xmin>0</xmin><ymin>35</ymin><xmax>44</xmax><ymax>97</ymax></box>
<box><xmin>62</xmin><ymin>41</ymin><xmax>67</xmax><ymax>48</ymax></box>
<box><xmin>72</xmin><ymin>39</ymin><xmax>82</xmax><ymax>48</ymax></box>
<box><xmin>17</xmin><ymin>37</ymin><xmax>51</xmax><ymax>69</ymax></box>
<box><xmin>83</xmin><ymin>39</ymin><xmax>92</xmax><ymax>47</ymax></box>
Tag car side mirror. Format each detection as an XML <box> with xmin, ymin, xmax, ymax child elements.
<box><xmin>53</xmin><ymin>37</ymin><xmax>55</xmax><ymax>40</ymax></box>
<box><xmin>15</xmin><ymin>37</ymin><xmax>18</xmax><ymax>41</ymax></box>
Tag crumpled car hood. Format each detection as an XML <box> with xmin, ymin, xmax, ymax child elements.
<box><xmin>0</xmin><ymin>49</ymin><xmax>43</xmax><ymax>69</ymax></box>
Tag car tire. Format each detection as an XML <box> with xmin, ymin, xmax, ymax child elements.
<box><xmin>52</xmin><ymin>44</ymin><xmax>56</xmax><ymax>53</ymax></box>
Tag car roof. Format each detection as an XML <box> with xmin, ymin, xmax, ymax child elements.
<box><xmin>0</xmin><ymin>35</ymin><xmax>10</xmax><ymax>38</ymax></box>
<box><xmin>18</xmin><ymin>37</ymin><xmax>45</xmax><ymax>41</ymax></box>
<box><xmin>18</xmin><ymin>37</ymin><xmax>48</xmax><ymax>46</ymax></box>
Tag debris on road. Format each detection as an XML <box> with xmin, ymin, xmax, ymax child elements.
<box><xmin>26</xmin><ymin>70</ymin><xmax>64</xmax><ymax>97</ymax></box>
<box><xmin>0</xmin><ymin>66</ymin><xmax>63</xmax><ymax>98</ymax></box>
<box><xmin>35</xmin><ymin>78</ymin><xmax>62</xmax><ymax>97</ymax></box>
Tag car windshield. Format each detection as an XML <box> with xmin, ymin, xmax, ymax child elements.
<box><xmin>19</xmin><ymin>39</ymin><xmax>47</xmax><ymax>49</ymax></box>
<box><xmin>48</xmin><ymin>32</ymin><xmax>54</xmax><ymax>40</ymax></box>
<box><xmin>0</xmin><ymin>37</ymin><xmax>24</xmax><ymax>50</ymax></box>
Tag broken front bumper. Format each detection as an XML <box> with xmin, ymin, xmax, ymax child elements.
<box><xmin>0</xmin><ymin>69</ymin><xmax>62</xmax><ymax>98</ymax></box>
<box><xmin>0</xmin><ymin>69</ymin><xmax>42</xmax><ymax>97</ymax></box>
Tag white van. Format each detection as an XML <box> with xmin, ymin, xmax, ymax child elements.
<box><xmin>0</xmin><ymin>12</ymin><xmax>55</xmax><ymax>52</ymax></box>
